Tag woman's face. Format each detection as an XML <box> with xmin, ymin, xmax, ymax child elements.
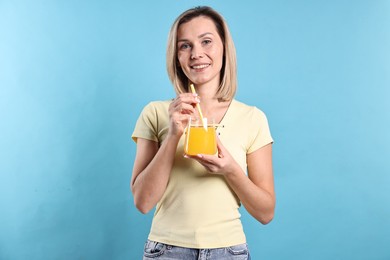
<box><xmin>177</xmin><ymin>16</ymin><xmax>224</xmax><ymax>87</ymax></box>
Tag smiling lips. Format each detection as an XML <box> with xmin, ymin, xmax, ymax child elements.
<box><xmin>191</xmin><ymin>63</ymin><xmax>210</xmax><ymax>70</ymax></box>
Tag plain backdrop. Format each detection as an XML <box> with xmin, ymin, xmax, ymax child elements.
<box><xmin>1</xmin><ymin>0</ymin><xmax>389</xmax><ymax>259</ymax></box>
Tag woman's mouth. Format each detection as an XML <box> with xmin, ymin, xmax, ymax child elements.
<box><xmin>191</xmin><ymin>64</ymin><xmax>210</xmax><ymax>69</ymax></box>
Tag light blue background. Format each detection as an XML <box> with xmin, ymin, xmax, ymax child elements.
<box><xmin>1</xmin><ymin>0</ymin><xmax>389</xmax><ymax>259</ymax></box>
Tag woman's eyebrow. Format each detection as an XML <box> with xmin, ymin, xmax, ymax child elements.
<box><xmin>198</xmin><ymin>32</ymin><xmax>213</xmax><ymax>38</ymax></box>
<box><xmin>178</xmin><ymin>32</ymin><xmax>214</xmax><ymax>43</ymax></box>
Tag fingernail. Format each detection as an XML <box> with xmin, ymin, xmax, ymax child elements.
<box><xmin>195</xmin><ymin>97</ymin><xmax>200</xmax><ymax>103</ymax></box>
<box><xmin>184</xmin><ymin>154</ymin><xmax>189</xmax><ymax>158</ymax></box>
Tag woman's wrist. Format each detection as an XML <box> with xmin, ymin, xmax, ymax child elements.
<box><xmin>223</xmin><ymin>162</ymin><xmax>245</xmax><ymax>179</ymax></box>
<box><xmin>165</xmin><ymin>131</ymin><xmax>182</xmax><ymax>145</ymax></box>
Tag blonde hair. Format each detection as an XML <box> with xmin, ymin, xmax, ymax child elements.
<box><xmin>166</xmin><ymin>6</ymin><xmax>237</xmax><ymax>101</ymax></box>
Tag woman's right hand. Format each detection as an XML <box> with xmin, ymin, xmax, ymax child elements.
<box><xmin>132</xmin><ymin>93</ymin><xmax>198</xmax><ymax>213</ymax></box>
<box><xmin>168</xmin><ymin>93</ymin><xmax>200</xmax><ymax>137</ymax></box>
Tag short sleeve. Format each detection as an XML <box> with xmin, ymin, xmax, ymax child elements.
<box><xmin>132</xmin><ymin>102</ymin><xmax>159</xmax><ymax>143</ymax></box>
<box><xmin>247</xmin><ymin>108</ymin><xmax>273</xmax><ymax>154</ymax></box>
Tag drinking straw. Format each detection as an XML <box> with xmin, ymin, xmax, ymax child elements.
<box><xmin>189</xmin><ymin>84</ymin><xmax>207</xmax><ymax>129</ymax></box>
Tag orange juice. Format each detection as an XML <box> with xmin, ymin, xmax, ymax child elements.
<box><xmin>184</xmin><ymin>126</ymin><xmax>217</xmax><ymax>155</ymax></box>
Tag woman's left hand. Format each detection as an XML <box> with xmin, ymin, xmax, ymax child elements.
<box><xmin>185</xmin><ymin>137</ymin><xmax>241</xmax><ymax>176</ymax></box>
<box><xmin>186</xmin><ymin>137</ymin><xmax>275</xmax><ymax>224</ymax></box>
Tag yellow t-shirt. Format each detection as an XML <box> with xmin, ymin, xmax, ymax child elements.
<box><xmin>132</xmin><ymin>99</ymin><xmax>273</xmax><ymax>248</ymax></box>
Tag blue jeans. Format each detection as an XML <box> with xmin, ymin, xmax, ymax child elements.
<box><xmin>143</xmin><ymin>240</ymin><xmax>251</xmax><ymax>260</ymax></box>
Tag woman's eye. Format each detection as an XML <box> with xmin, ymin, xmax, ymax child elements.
<box><xmin>202</xmin><ymin>39</ymin><xmax>212</xmax><ymax>45</ymax></box>
<box><xmin>179</xmin><ymin>43</ymin><xmax>191</xmax><ymax>50</ymax></box>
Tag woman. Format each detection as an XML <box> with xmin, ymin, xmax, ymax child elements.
<box><xmin>131</xmin><ymin>6</ymin><xmax>275</xmax><ymax>260</ymax></box>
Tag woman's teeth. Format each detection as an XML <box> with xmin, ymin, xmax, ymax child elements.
<box><xmin>192</xmin><ymin>64</ymin><xmax>209</xmax><ymax>69</ymax></box>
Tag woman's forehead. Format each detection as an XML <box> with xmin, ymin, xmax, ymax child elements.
<box><xmin>177</xmin><ymin>16</ymin><xmax>218</xmax><ymax>38</ymax></box>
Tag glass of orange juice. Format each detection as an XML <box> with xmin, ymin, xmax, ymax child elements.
<box><xmin>184</xmin><ymin>117</ymin><xmax>217</xmax><ymax>155</ymax></box>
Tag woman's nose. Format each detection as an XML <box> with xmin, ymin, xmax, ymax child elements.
<box><xmin>190</xmin><ymin>45</ymin><xmax>203</xmax><ymax>59</ymax></box>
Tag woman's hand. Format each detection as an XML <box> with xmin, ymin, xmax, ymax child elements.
<box><xmin>185</xmin><ymin>137</ymin><xmax>241</xmax><ymax>176</ymax></box>
<box><xmin>185</xmin><ymin>138</ymin><xmax>275</xmax><ymax>224</ymax></box>
<box><xmin>168</xmin><ymin>93</ymin><xmax>200</xmax><ymax>137</ymax></box>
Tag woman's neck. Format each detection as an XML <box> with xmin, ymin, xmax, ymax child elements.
<box><xmin>192</xmin><ymin>81</ymin><xmax>219</xmax><ymax>102</ymax></box>
<box><xmin>192</xmin><ymin>82</ymin><xmax>230</xmax><ymax>122</ymax></box>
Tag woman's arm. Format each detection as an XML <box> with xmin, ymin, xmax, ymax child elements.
<box><xmin>131</xmin><ymin>93</ymin><xmax>199</xmax><ymax>214</ymax></box>
<box><xmin>227</xmin><ymin>143</ymin><xmax>275</xmax><ymax>224</ymax></box>
<box><xmin>189</xmin><ymin>141</ymin><xmax>275</xmax><ymax>224</ymax></box>
<box><xmin>131</xmin><ymin>135</ymin><xmax>180</xmax><ymax>214</ymax></box>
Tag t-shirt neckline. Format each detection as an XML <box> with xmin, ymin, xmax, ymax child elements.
<box><xmin>217</xmin><ymin>99</ymin><xmax>236</xmax><ymax>126</ymax></box>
